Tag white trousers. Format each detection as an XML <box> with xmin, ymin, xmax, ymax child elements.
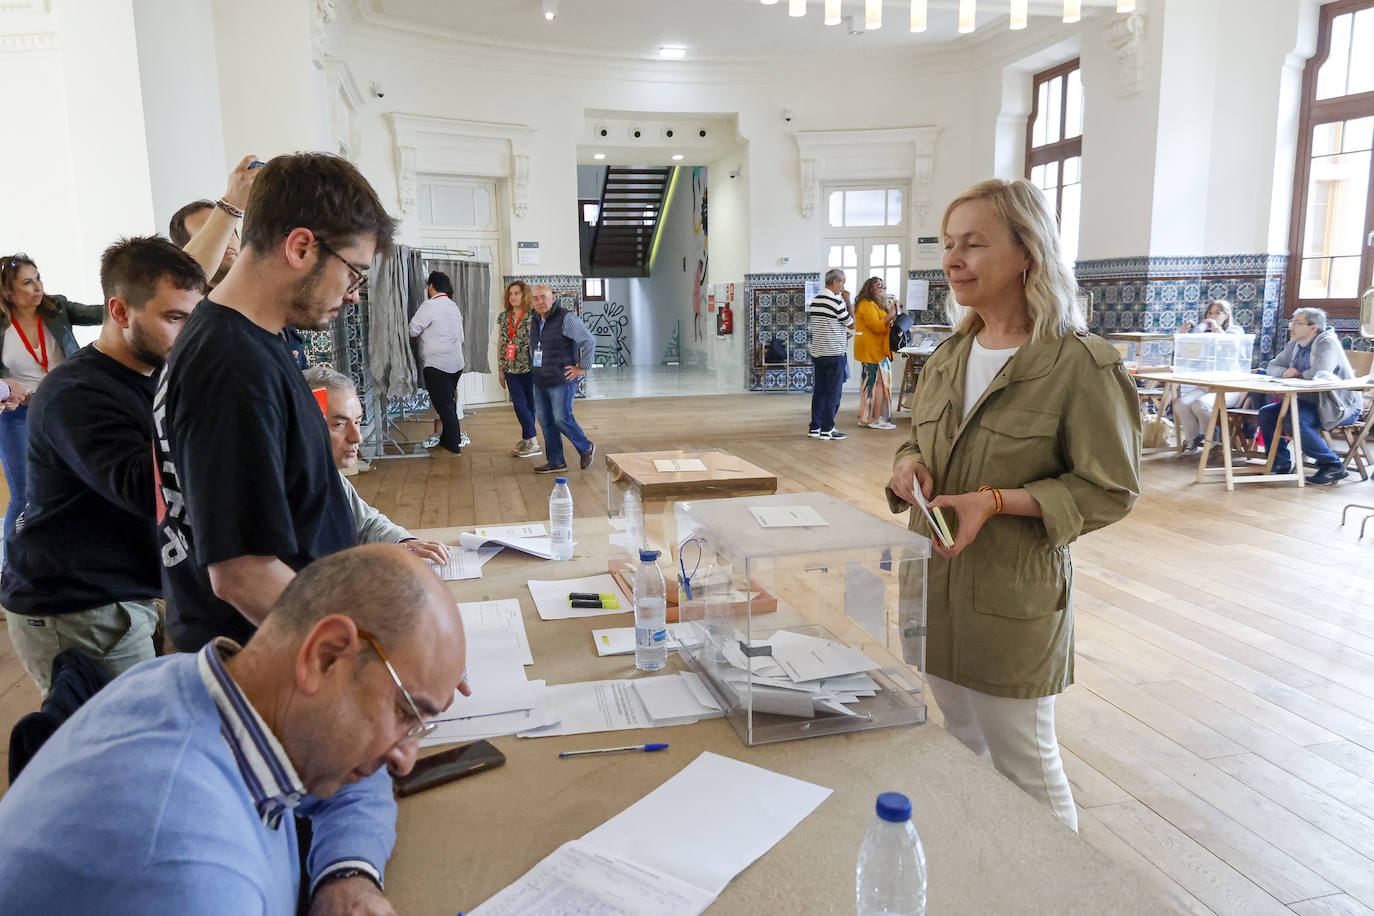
<box><xmin>927</xmin><ymin>675</ymin><xmax>1078</xmax><ymax>832</ymax></box>
<box><xmin>1176</xmin><ymin>387</ymin><xmax>1244</xmax><ymax>443</ymax></box>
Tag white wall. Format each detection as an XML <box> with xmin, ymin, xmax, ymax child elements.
<box><xmin>627</xmin><ymin>168</ymin><xmax>704</xmax><ymax>366</ymax></box>
<box><xmin>132</xmin><ymin>0</ymin><xmax>228</xmax><ymax>236</ymax></box>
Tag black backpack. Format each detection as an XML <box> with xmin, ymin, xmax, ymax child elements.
<box><xmin>889</xmin><ymin>312</ymin><xmax>915</xmax><ymax>352</ymax></box>
<box><xmin>764</xmin><ymin>336</ymin><xmax>788</xmax><ymax>364</ymax></box>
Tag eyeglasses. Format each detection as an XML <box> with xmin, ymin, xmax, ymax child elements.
<box><xmin>356</xmin><ymin>628</ymin><xmax>435</xmax><ymax>743</ymax></box>
<box><xmin>315</xmin><ymin>238</ymin><xmax>368</xmax><ymax>295</ymax></box>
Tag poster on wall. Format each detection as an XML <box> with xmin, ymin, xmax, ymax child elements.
<box><xmin>804</xmin><ymin>280</ymin><xmax>822</xmax><ymax>303</ymax></box>
<box><xmin>906</xmin><ymin>279</ymin><xmax>930</xmax><ymax>313</ymax></box>
<box><xmin>707</xmin><ymin>285</ymin><xmax>716</xmax><ymax>314</ymax></box>
<box><xmin>517</xmin><ymin>241</ymin><xmax>540</xmax><ymax>266</ymax></box>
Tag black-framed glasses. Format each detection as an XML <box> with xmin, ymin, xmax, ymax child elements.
<box><xmin>357</xmin><ymin>628</ymin><xmax>435</xmax><ymax>743</ymax></box>
<box><xmin>315</xmin><ymin>238</ymin><xmax>368</xmax><ymax>295</ymax></box>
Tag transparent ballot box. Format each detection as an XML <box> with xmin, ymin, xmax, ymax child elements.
<box><xmin>1173</xmin><ymin>332</ymin><xmax>1255</xmax><ymax>373</ymax></box>
<box><xmin>673</xmin><ymin>492</ymin><xmax>929</xmax><ymax>746</ymax></box>
<box><xmin>1107</xmin><ymin>332</ymin><xmax>1173</xmax><ymax>371</ymax></box>
<box><xmin>605</xmin><ymin>448</ymin><xmax>778</xmax><ymax>564</ymax></box>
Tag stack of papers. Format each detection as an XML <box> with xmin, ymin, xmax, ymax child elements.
<box><xmin>711</xmin><ymin>629</ymin><xmax>881</xmax><ymax>719</ymax></box>
<box><xmin>426</xmin><ymin>542</ymin><xmax>503</xmax><ymax>581</ymax></box>
<box><xmin>458</xmin><ymin>523</ymin><xmax>560</xmax><ymax>560</ymax></box>
<box><xmin>471</xmin><ymin>752</ymin><xmax>832</xmax><ymax>915</ymax></box>
<box><xmin>591</xmin><ymin>623</ymin><xmax>700</xmax><ymax>656</ymax></box>
<box><xmin>420</xmin><ymin>600</ymin><xmax>555</xmax><ymax>747</ymax></box>
<box><xmin>517</xmin><ymin>673</ymin><xmax>723</xmax><ymax>739</ymax></box>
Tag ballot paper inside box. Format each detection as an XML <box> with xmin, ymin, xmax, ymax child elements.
<box><xmin>673</xmin><ymin>492</ymin><xmax>929</xmax><ymax>747</ymax></box>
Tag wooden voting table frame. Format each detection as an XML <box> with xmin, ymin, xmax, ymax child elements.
<box><xmin>1135</xmin><ymin>370</ymin><xmax>1374</xmax><ymax>491</ymax></box>
<box><xmin>381</xmin><ymin>516</ymin><xmax>1169</xmax><ymax>916</ymax></box>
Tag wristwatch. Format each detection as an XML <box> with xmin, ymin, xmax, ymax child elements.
<box><xmin>313</xmin><ymin>866</ymin><xmax>382</xmax><ymax>898</ymax></box>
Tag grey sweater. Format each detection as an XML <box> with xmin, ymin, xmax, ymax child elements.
<box><xmin>1265</xmin><ymin>328</ymin><xmax>1363</xmax><ymax>429</ymax></box>
<box><xmin>338</xmin><ymin>471</ymin><xmax>410</xmax><ymax>544</ymax></box>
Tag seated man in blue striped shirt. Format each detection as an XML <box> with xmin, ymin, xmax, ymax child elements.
<box><xmin>0</xmin><ymin>544</ymin><xmax>470</xmax><ymax>915</ymax></box>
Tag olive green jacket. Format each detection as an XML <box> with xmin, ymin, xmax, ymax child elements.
<box><xmin>885</xmin><ymin>329</ymin><xmax>1141</xmax><ymax>699</ymax></box>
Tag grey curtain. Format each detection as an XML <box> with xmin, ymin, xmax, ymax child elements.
<box><xmin>367</xmin><ymin>246</ymin><xmax>422</xmax><ymax>398</ymax></box>
<box><xmin>423</xmin><ymin>257</ymin><xmax>492</xmax><ymax>375</ymax></box>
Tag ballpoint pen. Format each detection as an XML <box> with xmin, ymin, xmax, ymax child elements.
<box><xmin>558</xmin><ymin>743</ymin><xmax>669</xmax><ymax>758</ymax></box>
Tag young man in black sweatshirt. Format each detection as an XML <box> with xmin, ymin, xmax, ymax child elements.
<box><xmin>1</xmin><ymin>237</ymin><xmax>204</xmax><ymax>693</ymax></box>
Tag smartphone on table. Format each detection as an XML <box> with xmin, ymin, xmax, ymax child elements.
<box><xmin>393</xmin><ymin>740</ymin><xmax>506</xmax><ymax>798</ymax></box>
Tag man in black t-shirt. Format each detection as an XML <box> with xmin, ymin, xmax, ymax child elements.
<box><xmin>154</xmin><ymin>153</ymin><xmax>397</xmax><ymax>651</ymax></box>
<box><xmin>1</xmin><ymin>237</ymin><xmax>204</xmax><ymax>693</ymax></box>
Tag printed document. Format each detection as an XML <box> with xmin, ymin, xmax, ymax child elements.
<box><xmin>652</xmin><ymin>457</ymin><xmax>707</xmax><ymax>473</ymax></box>
<box><xmin>459</xmin><ymin>599</ymin><xmax>533</xmax><ymax>665</ymax></box>
<box><xmin>749</xmin><ymin>504</ymin><xmax>829</xmax><ymax>528</ymax></box>
<box><xmin>592</xmin><ymin>623</ymin><xmax>700</xmax><ymax>656</ymax></box>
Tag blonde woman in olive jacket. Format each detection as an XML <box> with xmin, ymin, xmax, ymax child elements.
<box><xmin>886</xmin><ymin>179</ymin><xmax>1141</xmax><ymax>831</ymax></box>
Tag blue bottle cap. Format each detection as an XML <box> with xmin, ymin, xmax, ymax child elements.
<box><xmin>875</xmin><ymin>792</ymin><xmax>912</xmax><ymax>823</ymax></box>
<box><xmin>554</xmin><ymin>477</ymin><xmax>568</xmax><ymax>484</ymax></box>
<box><xmin>639</xmin><ymin>549</ymin><xmax>660</xmax><ymax>562</ymax></box>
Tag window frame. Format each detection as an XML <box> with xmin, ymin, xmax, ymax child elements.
<box><xmin>1025</xmin><ymin>58</ymin><xmax>1083</xmax><ymax>226</ymax></box>
<box><xmin>581</xmin><ymin>277</ymin><xmax>605</xmax><ymax>301</ymax></box>
<box><xmin>1285</xmin><ymin>0</ymin><xmax>1374</xmax><ymax>319</ymax></box>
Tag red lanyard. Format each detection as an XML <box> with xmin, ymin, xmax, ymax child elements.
<box><xmin>506</xmin><ymin>310</ymin><xmax>525</xmax><ymax>342</ymax></box>
<box><xmin>12</xmin><ymin>319</ymin><xmax>48</xmax><ymax>374</ymax></box>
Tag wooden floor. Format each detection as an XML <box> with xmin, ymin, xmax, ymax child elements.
<box><xmin>4</xmin><ymin>390</ymin><xmax>1374</xmax><ymax>915</ymax></box>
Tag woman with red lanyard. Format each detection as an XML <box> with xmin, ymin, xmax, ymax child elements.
<box><xmin>498</xmin><ymin>279</ymin><xmax>541</xmax><ymax>459</ymax></box>
<box><xmin>0</xmin><ymin>254</ymin><xmax>104</xmax><ymax>548</ymax></box>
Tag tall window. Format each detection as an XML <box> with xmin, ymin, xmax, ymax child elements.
<box><xmin>1288</xmin><ymin>0</ymin><xmax>1374</xmax><ymax>317</ymax></box>
<box><xmin>821</xmin><ymin>185</ymin><xmax>907</xmax><ymax>294</ymax></box>
<box><xmin>1026</xmin><ymin>59</ymin><xmax>1083</xmax><ymax>263</ymax></box>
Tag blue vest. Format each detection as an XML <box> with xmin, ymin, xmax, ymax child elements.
<box><xmin>531</xmin><ymin>305</ymin><xmax>576</xmax><ymax>387</ymax></box>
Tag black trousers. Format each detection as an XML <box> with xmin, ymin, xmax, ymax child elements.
<box><xmin>423</xmin><ymin>366</ymin><xmax>463</xmax><ymax>452</ymax></box>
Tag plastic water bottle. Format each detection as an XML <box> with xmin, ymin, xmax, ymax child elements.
<box><xmin>623</xmin><ymin>488</ymin><xmax>644</xmax><ymax>557</ymax></box>
<box><xmin>634</xmin><ymin>549</ymin><xmax>667</xmax><ymax>671</ymax></box>
<box><xmin>856</xmin><ymin>792</ymin><xmax>927</xmax><ymax>916</ymax></box>
<box><xmin>549</xmin><ymin>477</ymin><xmax>574</xmax><ymax>561</ymax></box>
<box><xmin>703</xmin><ymin>552</ymin><xmax>733</xmax><ymax>664</ymax></box>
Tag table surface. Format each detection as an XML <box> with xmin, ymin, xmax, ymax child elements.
<box><xmin>604</xmin><ymin>449</ymin><xmax>778</xmax><ymax>500</ymax></box>
<box><xmin>1106</xmin><ymin>332</ymin><xmax>1175</xmax><ymax>341</ymax></box>
<box><xmin>383</xmin><ymin>516</ymin><xmax>1173</xmax><ymax>916</ymax></box>
<box><xmin>1135</xmin><ymin>369</ymin><xmax>1372</xmax><ymax>394</ymax></box>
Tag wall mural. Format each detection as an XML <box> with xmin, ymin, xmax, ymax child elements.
<box><xmin>691</xmin><ymin>166</ymin><xmax>708</xmax><ymax>345</ymax></box>
<box><xmin>579</xmin><ymin>299</ymin><xmax>631</xmax><ymax>367</ymax></box>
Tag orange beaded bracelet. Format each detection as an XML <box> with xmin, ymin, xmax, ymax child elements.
<box><xmin>977</xmin><ymin>486</ymin><xmax>1003</xmax><ymax>515</ymax></box>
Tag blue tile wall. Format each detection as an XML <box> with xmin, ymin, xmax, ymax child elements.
<box><xmin>744</xmin><ymin>272</ymin><xmax>820</xmax><ymax>391</ymax></box>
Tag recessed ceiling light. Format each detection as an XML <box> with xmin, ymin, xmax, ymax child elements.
<box><xmin>541</xmin><ymin>0</ymin><xmax>557</xmax><ymax>20</ymax></box>
<box><xmin>658</xmin><ymin>46</ymin><xmax>687</xmax><ymax>59</ymax></box>
<box><xmin>594</xmin><ymin>153</ymin><xmax>606</xmax><ymax>160</ymax></box>
<box><xmin>672</xmin><ymin>154</ymin><xmax>684</xmax><ymax>160</ymax></box>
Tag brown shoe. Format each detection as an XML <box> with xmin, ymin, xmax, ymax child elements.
<box><xmin>578</xmin><ymin>442</ymin><xmax>596</xmax><ymax>470</ymax></box>
<box><xmin>534</xmin><ymin>462</ymin><xmax>568</xmax><ymax>475</ymax></box>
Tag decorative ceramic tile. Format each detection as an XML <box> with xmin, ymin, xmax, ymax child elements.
<box><xmin>745</xmin><ymin>273</ymin><xmax>819</xmax><ymax>391</ymax></box>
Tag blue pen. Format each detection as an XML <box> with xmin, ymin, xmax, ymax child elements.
<box><xmin>558</xmin><ymin>743</ymin><xmax>669</xmax><ymax>759</ymax></box>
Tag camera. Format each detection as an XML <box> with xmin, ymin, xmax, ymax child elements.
<box><xmin>370</xmin><ymin>81</ymin><xmax>385</xmax><ymax>98</ymax></box>
<box><xmin>782</xmin><ymin>108</ymin><xmax>794</xmax><ymax>123</ymax></box>
<box><xmin>728</xmin><ymin>169</ymin><xmax>739</xmax><ymax>179</ymax></box>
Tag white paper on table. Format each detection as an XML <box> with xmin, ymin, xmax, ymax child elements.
<box><xmin>426</xmin><ymin>547</ymin><xmax>484</xmax><ymax>581</ymax></box>
<box><xmin>473</xmin><ymin>523</ymin><xmax>547</xmax><ymax>539</ymax></box>
<box><xmin>748</xmin><ymin>505</ymin><xmax>828</xmax><ymax>529</ymax></box>
<box><xmin>652</xmin><ymin>458</ymin><xmax>708</xmax><ymax>473</ymax></box>
<box><xmin>469</xmin><ymin>839</ymin><xmax>715</xmax><ymax>916</ymax></box>
<box><xmin>582</xmin><ymin>751</ymin><xmax>832</xmax><ymax>897</ymax></box>
<box><xmin>459</xmin><ymin>599</ymin><xmax>533</xmax><ymax>665</ymax></box>
<box><xmin>436</xmin><ymin>629</ymin><xmax>534</xmax><ymax>718</ymax></box>
<box><xmin>419</xmin><ymin>683</ymin><xmax>554</xmax><ymax>747</ymax></box>
<box><xmin>528</xmin><ymin>574</ymin><xmax>632</xmax><ymax>621</ymax></box>
<box><xmin>476</xmin><ymin>544</ymin><xmax>504</xmax><ymax>567</ymax></box>
<box><xmin>516</xmin><ymin>679</ymin><xmax>700</xmax><ymax>737</ymax></box>
<box><xmin>458</xmin><ymin>531</ymin><xmax>559</xmax><ymax>560</ymax></box>
<box><xmin>766</xmin><ymin>629</ymin><xmax>880</xmax><ymax>683</ymax></box>
<box><xmin>592</xmin><ymin>623</ymin><xmax>701</xmax><ymax>656</ymax></box>
<box><xmin>632</xmin><ymin>674</ymin><xmax>722</xmax><ymax>722</ymax></box>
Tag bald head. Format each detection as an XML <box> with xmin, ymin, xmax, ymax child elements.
<box><xmin>532</xmin><ymin>284</ymin><xmax>554</xmax><ymax>317</ymax></box>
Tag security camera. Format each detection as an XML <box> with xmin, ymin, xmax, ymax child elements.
<box><xmin>370</xmin><ymin>81</ymin><xmax>385</xmax><ymax>98</ymax></box>
<box><xmin>596</xmin><ymin>125</ymin><xmax>609</xmax><ymax>138</ymax></box>
<box><xmin>782</xmin><ymin>108</ymin><xmax>794</xmax><ymax>123</ymax></box>
<box><xmin>630</xmin><ymin>127</ymin><xmax>643</xmax><ymax>139</ymax></box>
<box><xmin>698</xmin><ymin>129</ymin><xmax>707</xmax><ymax>138</ymax></box>
<box><xmin>728</xmin><ymin>169</ymin><xmax>739</xmax><ymax>179</ymax></box>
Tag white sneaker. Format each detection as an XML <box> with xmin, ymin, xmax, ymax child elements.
<box><xmin>459</xmin><ymin>433</ymin><xmax>471</xmax><ymax>447</ymax></box>
<box><xmin>515</xmin><ymin>439</ymin><xmax>542</xmax><ymax>459</ymax></box>
<box><xmin>510</xmin><ymin>439</ymin><xmax>526</xmax><ymax>456</ymax></box>
<box><xmin>422</xmin><ymin>434</ymin><xmax>441</xmax><ymax>448</ymax></box>
<box><xmin>856</xmin><ymin>421</ymin><xmax>871</xmax><ymax>428</ymax></box>
<box><xmin>820</xmin><ymin>429</ymin><xmax>847</xmax><ymax>440</ymax></box>
<box><xmin>873</xmin><ymin>421</ymin><xmax>897</xmax><ymax>430</ymax></box>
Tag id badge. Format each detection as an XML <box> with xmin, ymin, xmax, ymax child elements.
<box><xmin>504</xmin><ymin>342</ymin><xmax>517</xmax><ymax>361</ymax></box>
<box><xmin>532</xmin><ymin>346</ymin><xmax>543</xmax><ymax>368</ymax></box>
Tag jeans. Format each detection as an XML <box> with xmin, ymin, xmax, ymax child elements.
<box><xmin>927</xmin><ymin>675</ymin><xmax>1077</xmax><ymax>831</ymax></box>
<box><xmin>6</xmin><ymin>599</ymin><xmax>160</xmax><ymax>696</ymax></box>
<box><xmin>0</xmin><ymin>403</ymin><xmax>29</xmax><ymax>549</ymax></box>
<box><xmin>810</xmin><ymin>355</ymin><xmax>846</xmax><ymax>432</ymax></box>
<box><xmin>505</xmin><ymin>371</ymin><xmax>537</xmax><ymax>440</ymax></box>
<box><xmin>1257</xmin><ymin>398</ymin><xmax>1354</xmax><ymax>469</ymax></box>
<box><xmin>422</xmin><ymin>366</ymin><xmax>463</xmax><ymax>452</ymax></box>
<box><xmin>533</xmin><ymin>380</ymin><xmax>591</xmax><ymax>467</ymax></box>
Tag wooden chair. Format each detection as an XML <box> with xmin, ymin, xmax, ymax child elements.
<box><xmin>1324</xmin><ymin>349</ymin><xmax>1374</xmax><ymax>479</ymax></box>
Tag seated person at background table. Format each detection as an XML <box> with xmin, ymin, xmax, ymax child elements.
<box><xmin>304</xmin><ymin>365</ymin><xmax>450</xmax><ymax>564</ymax></box>
<box><xmin>888</xmin><ymin>178</ymin><xmax>1140</xmax><ymax>833</ymax></box>
<box><xmin>1</xmin><ymin>238</ymin><xmax>204</xmax><ymax>695</ymax></box>
<box><xmin>1259</xmin><ymin>307</ymin><xmax>1361</xmax><ymax>486</ymax></box>
<box><xmin>1175</xmin><ymin>299</ymin><xmax>1247</xmax><ymax>453</ymax></box>
<box><xmin>0</xmin><ymin>544</ymin><xmax>470</xmax><ymax>916</ymax></box>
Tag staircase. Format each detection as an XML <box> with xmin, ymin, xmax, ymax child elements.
<box><xmin>585</xmin><ymin>166</ymin><xmax>675</xmax><ymax>278</ymax></box>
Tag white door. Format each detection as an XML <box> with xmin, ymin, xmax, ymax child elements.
<box><xmin>824</xmin><ymin>236</ymin><xmax>905</xmax><ymax>390</ymax></box>
<box><xmin>416</xmin><ymin>176</ymin><xmax>503</xmax><ymax>407</ymax></box>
